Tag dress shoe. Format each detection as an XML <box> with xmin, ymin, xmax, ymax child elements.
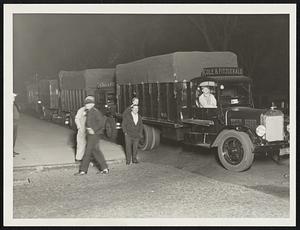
<box><xmin>97</xmin><ymin>168</ymin><xmax>109</xmax><ymax>174</ymax></box>
<box><xmin>132</xmin><ymin>160</ymin><xmax>139</xmax><ymax>164</ymax></box>
<box><xmin>74</xmin><ymin>171</ymin><xmax>87</xmax><ymax>176</ymax></box>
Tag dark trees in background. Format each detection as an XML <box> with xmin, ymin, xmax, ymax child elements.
<box><xmin>13</xmin><ymin>14</ymin><xmax>289</xmax><ymax>97</ymax></box>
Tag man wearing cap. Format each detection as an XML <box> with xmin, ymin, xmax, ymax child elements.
<box><xmin>13</xmin><ymin>93</ymin><xmax>20</xmax><ymax>156</ymax></box>
<box><xmin>198</xmin><ymin>86</ymin><xmax>217</xmax><ymax>108</ymax></box>
<box><xmin>75</xmin><ymin>96</ymin><xmax>109</xmax><ymax>175</ymax></box>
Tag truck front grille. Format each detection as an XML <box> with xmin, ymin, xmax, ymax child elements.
<box><xmin>265</xmin><ymin>116</ymin><xmax>284</xmax><ymax>141</ymax></box>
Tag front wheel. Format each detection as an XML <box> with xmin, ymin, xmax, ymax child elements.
<box><xmin>217</xmin><ymin>130</ymin><xmax>254</xmax><ymax>172</ymax></box>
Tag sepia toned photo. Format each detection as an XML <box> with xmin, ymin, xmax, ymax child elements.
<box><xmin>3</xmin><ymin>3</ymin><xmax>296</xmax><ymax>226</ymax></box>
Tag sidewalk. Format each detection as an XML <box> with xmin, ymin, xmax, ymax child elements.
<box><xmin>13</xmin><ymin>114</ymin><xmax>125</xmax><ymax>169</ymax></box>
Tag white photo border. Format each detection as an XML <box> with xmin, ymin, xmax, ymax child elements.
<box><xmin>3</xmin><ymin>3</ymin><xmax>296</xmax><ymax>226</ymax></box>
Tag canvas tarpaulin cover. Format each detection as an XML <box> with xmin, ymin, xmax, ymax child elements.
<box><xmin>116</xmin><ymin>51</ymin><xmax>238</xmax><ymax>84</ymax></box>
<box><xmin>59</xmin><ymin>68</ymin><xmax>115</xmax><ymax>90</ymax></box>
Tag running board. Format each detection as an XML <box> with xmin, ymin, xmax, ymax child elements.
<box><xmin>194</xmin><ymin>143</ymin><xmax>211</xmax><ymax>148</ymax></box>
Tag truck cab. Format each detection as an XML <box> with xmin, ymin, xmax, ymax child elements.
<box><xmin>182</xmin><ymin>68</ymin><xmax>289</xmax><ymax>171</ymax></box>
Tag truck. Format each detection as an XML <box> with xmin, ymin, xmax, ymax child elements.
<box><xmin>99</xmin><ymin>51</ymin><xmax>290</xmax><ymax>171</ymax></box>
<box><xmin>58</xmin><ymin>68</ymin><xmax>115</xmax><ymax>129</ymax></box>
<box><xmin>37</xmin><ymin>79</ymin><xmax>60</xmax><ymax>120</ymax></box>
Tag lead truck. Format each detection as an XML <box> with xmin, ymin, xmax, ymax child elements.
<box><xmin>97</xmin><ymin>51</ymin><xmax>290</xmax><ymax>171</ymax></box>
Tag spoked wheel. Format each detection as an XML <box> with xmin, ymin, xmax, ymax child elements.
<box><xmin>222</xmin><ymin>137</ymin><xmax>244</xmax><ymax>166</ymax></box>
<box><xmin>218</xmin><ymin>130</ymin><xmax>254</xmax><ymax>172</ymax></box>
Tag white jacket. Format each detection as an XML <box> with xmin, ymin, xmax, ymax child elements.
<box><xmin>75</xmin><ymin>106</ymin><xmax>87</xmax><ymax>131</ymax></box>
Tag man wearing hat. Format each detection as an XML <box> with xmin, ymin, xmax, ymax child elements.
<box><xmin>75</xmin><ymin>96</ymin><xmax>109</xmax><ymax>175</ymax></box>
<box><xmin>13</xmin><ymin>93</ymin><xmax>20</xmax><ymax>156</ymax></box>
<box><xmin>197</xmin><ymin>82</ymin><xmax>217</xmax><ymax>108</ymax></box>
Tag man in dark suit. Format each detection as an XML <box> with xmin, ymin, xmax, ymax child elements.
<box><xmin>75</xmin><ymin>96</ymin><xmax>109</xmax><ymax>175</ymax></box>
<box><xmin>122</xmin><ymin>104</ymin><xmax>143</xmax><ymax>165</ymax></box>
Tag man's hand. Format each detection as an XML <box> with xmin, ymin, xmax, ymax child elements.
<box><xmin>86</xmin><ymin>128</ymin><xmax>95</xmax><ymax>134</ymax></box>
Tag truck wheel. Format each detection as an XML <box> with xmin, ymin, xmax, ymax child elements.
<box><xmin>151</xmin><ymin>127</ymin><xmax>161</xmax><ymax>149</ymax></box>
<box><xmin>105</xmin><ymin>117</ymin><xmax>118</xmax><ymax>142</ymax></box>
<box><xmin>139</xmin><ymin>125</ymin><xmax>154</xmax><ymax>151</ymax></box>
<box><xmin>217</xmin><ymin>130</ymin><xmax>254</xmax><ymax>172</ymax></box>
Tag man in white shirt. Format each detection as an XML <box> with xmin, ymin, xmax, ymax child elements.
<box><xmin>74</xmin><ymin>105</ymin><xmax>87</xmax><ymax>161</ymax></box>
<box><xmin>122</xmin><ymin>105</ymin><xmax>143</xmax><ymax>165</ymax></box>
<box><xmin>198</xmin><ymin>86</ymin><xmax>217</xmax><ymax>108</ymax></box>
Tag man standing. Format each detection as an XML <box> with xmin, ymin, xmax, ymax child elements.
<box><xmin>74</xmin><ymin>105</ymin><xmax>87</xmax><ymax>161</ymax></box>
<box><xmin>122</xmin><ymin>104</ymin><xmax>143</xmax><ymax>165</ymax></box>
<box><xmin>75</xmin><ymin>96</ymin><xmax>109</xmax><ymax>175</ymax></box>
<box><xmin>13</xmin><ymin>93</ymin><xmax>20</xmax><ymax>157</ymax></box>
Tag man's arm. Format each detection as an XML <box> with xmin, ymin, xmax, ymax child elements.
<box><xmin>93</xmin><ymin>109</ymin><xmax>105</xmax><ymax>133</ymax></box>
<box><xmin>199</xmin><ymin>95</ymin><xmax>207</xmax><ymax>108</ymax></box>
<box><xmin>211</xmin><ymin>95</ymin><xmax>217</xmax><ymax>107</ymax></box>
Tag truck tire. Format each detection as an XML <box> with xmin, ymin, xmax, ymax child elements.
<box><xmin>138</xmin><ymin>125</ymin><xmax>154</xmax><ymax>151</ymax></box>
<box><xmin>105</xmin><ymin>117</ymin><xmax>118</xmax><ymax>142</ymax></box>
<box><xmin>217</xmin><ymin>130</ymin><xmax>254</xmax><ymax>172</ymax></box>
<box><xmin>151</xmin><ymin>127</ymin><xmax>161</xmax><ymax>149</ymax></box>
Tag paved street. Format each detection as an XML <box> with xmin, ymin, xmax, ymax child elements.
<box><xmin>139</xmin><ymin>141</ymin><xmax>290</xmax><ymax>200</ymax></box>
<box><xmin>12</xmin><ymin>114</ymin><xmax>290</xmax><ymax>219</ymax></box>
<box><xmin>13</xmin><ymin>162</ymin><xmax>289</xmax><ymax>218</ymax></box>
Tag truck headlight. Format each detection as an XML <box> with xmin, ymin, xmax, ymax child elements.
<box><xmin>37</xmin><ymin>100</ymin><xmax>42</xmax><ymax>104</ymax></box>
<box><xmin>287</xmin><ymin>124</ymin><xmax>290</xmax><ymax>133</ymax></box>
<box><xmin>256</xmin><ymin>125</ymin><xmax>266</xmax><ymax>137</ymax></box>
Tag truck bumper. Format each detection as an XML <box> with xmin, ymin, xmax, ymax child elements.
<box><xmin>254</xmin><ymin>140</ymin><xmax>289</xmax><ymax>155</ymax></box>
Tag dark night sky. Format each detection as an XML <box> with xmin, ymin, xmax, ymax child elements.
<box><xmin>13</xmin><ymin>14</ymin><xmax>289</xmax><ymax>97</ymax></box>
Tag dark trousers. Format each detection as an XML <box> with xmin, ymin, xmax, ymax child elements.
<box><xmin>125</xmin><ymin>135</ymin><xmax>139</xmax><ymax>163</ymax></box>
<box><xmin>79</xmin><ymin>134</ymin><xmax>108</xmax><ymax>173</ymax></box>
<box><xmin>13</xmin><ymin>124</ymin><xmax>18</xmax><ymax>149</ymax></box>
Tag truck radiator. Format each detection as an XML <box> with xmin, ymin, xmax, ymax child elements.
<box><xmin>264</xmin><ymin>116</ymin><xmax>284</xmax><ymax>142</ymax></box>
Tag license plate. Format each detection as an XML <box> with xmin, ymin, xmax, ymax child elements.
<box><xmin>280</xmin><ymin>147</ymin><xmax>290</xmax><ymax>156</ymax></box>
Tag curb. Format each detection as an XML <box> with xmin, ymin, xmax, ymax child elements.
<box><xmin>13</xmin><ymin>158</ymin><xmax>125</xmax><ymax>172</ymax></box>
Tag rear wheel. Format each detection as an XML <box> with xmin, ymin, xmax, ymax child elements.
<box><xmin>138</xmin><ymin>125</ymin><xmax>154</xmax><ymax>151</ymax></box>
<box><xmin>217</xmin><ymin>130</ymin><xmax>254</xmax><ymax>172</ymax></box>
<box><xmin>105</xmin><ymin>117</ymin><xmax>118</xmax><ymax>142</ymax></box>
<box><xmin>151</xmin><ymin>127</ymin><xmax>161</xmax><ymax>149</ymax></box>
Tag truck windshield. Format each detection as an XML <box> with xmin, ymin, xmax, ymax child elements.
<box><xmin>219</xmin><ymin>83</ymin><xmax>252</xmax><ymax>107</ymax></box>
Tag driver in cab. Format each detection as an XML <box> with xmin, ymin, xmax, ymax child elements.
<box><xmin>196</xmin><ymin>82</ymin><xmax>217</xmax><ymax>108</ymax></box>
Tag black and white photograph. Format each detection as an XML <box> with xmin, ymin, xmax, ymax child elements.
<box><xmin>3</xmin><ymin>3</ymin><xmax>296</xmax><ymax>226</ymax></box>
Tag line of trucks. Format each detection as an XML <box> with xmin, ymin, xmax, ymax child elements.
<box><xmin>25</xmin><ymin>51</ymin><xmax>290</xmax><ymax>172</ymax></box>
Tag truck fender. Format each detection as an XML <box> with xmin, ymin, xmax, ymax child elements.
<box><xmin>211</xmin><ymin>126</ymin><xmax>256</xmax><ymax>147</ymax></box>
